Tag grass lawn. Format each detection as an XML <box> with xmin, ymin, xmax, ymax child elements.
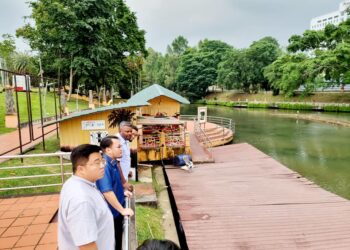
<box><xmin>0</xmin><ymin>136</ymin><xmax>72</xmax><ymax>197</ymax></box>
<box><xmin>0</xmin><ymin>89</ymin><xmax>89</xmax><ymax>135</ymax></box>
<box><xmin>136</xmin><ymin>204</ymin><xmax>164</xmax><ymax>245</ymax></box>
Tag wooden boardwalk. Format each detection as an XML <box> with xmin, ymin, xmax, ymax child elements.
<box><xmin>166</xmin><ymin>143</ymin><xmax>350</xmax><ymax>249</ymax></box>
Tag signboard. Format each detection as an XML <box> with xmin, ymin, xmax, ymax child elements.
<box><xmin>12</xmin><ymin>75</ymin><xmax>31</xmax><ymax>91</ymax></box>
<box><xmin>197</xmin><ymin>107</ymin><xmax>207</xmax><ymax>124</ymax></box>
<box><xmin>82</xmin><ymin>120</ymin><xmax>105</xmax><ymax>130</ymax></box>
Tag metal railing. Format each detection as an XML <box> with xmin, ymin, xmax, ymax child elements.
<box><xmin>180</xmin><ymin>115</ymin><xmax>234</xmax><ymax>131</ymax></box>
<box><xmin>0</xmin><ymin>152</ymin><xmax>71</xmax><ymax>191</ymax></box>
<box><xmin>207</xmin><ymin>116</ymin><xmax>235</xmax><ymax>134</ymax></box>
<box><xmin>1</xmin><ymin>151</ymin><xmax>136</xmax><ymax>249</ymax></box>
<box><xmin>180</xmin><ymin>115</ymin><xmax>235</xmax><ymax>142</ymax></box>
<box><xmin>0</xmin><ymin>68</ymin><xmax>61</xmax><ymax>156</ymax></box>
<box><xmin>122</xmin><ymin>192</ymin><xmax>137</xmax><ymax>250</ymax></box>
<box><xmin>194</xmin><ymin>120</ymin><xmax>213</xmax><ymax>149</ymax></box>
<box><xmin>123</xmin><ymin>198</ymin><xmax>130</xmax><ymax>250</ymax></box>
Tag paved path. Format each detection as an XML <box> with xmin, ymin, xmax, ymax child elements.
<box><xmin>0</xmin><ymin>123</ymin><xmax>58</xmax><ymax>161</ymax></box>
<box><xmin>166</xmin><ymin>143</ymin><xmax>350</xmax><ymax>249</ymax></box>
<box><xmin>0</xmin><ymin>194</ymin><xmax>58</xmax><ymax>249</ymax></box>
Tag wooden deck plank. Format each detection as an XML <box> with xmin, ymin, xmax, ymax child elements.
<box><xmin>166</xmin><ymin>143</ymin><xmax>350</xmax><ymax>250</ymax></box>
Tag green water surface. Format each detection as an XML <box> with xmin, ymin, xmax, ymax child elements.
<box><xmin>181</xmin><ymin>105</ymin><xmax>350</xmax><ymax>199</ymax></box>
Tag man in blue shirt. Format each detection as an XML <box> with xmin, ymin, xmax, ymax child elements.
<box><xmin>97</xmin><ymin>136</ymin><xmax>134</xmax><ymax>250</ymax></box>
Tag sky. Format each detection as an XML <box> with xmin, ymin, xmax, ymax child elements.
<box><xmin>0</xmin><ymin>0</ymin><xmax>342</xmax><ymax>54</ymax></box>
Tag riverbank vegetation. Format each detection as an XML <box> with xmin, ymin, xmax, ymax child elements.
<box><xmin>206</xmin><ymin>91</ymin><xmax>350</xmax><ymax>104</ymax></box>
<box><xmin>196</xmin><ymin>97</ymin><xmax>350</xmax><ymax>113</ymax></box>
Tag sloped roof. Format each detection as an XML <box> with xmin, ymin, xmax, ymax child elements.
<box><xmin>45</xmin><ymin>100</ymin><xmax>150</xmax><ymax>126</ymax></box>
<box><xmin>128</xmin><ymin>84</ymin><xmax>190</xmax><ymax>104</ymax></box>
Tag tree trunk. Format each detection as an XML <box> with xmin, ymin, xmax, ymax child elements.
<box><xmin>5</xmin><ymin>86</ymin><xmax>16</xmax><ymax>115</ymax></box>
<box><xmin>341</xmin><ymin>84</ymin><xmax>345</xmax><ymax>92</ymax></box>
<box><xmin>67</xmin><ymin>67</ymin><xmax>74</xmax><ymax>101</ymax></box>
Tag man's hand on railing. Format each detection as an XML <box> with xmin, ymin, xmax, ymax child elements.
<box><xmin>122</xmin><ymin>207</ymin><xmax>134</xmax><ymax>217</ymax></box>
<box><xmin>123</xmin><ymin>182</ymin><xmax>134</xmax><ymax>192</ymax></box>
<box><xmin>124</xmin><ymin>190</ymin><xmax>133</xmax><ymax>198</ymax></box>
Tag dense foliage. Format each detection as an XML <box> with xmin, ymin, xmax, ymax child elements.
<box><xmin>0</xmin><ymin>35</ymin><xmax>38</xmax><ymax>78</ymax></box>
<box><xmin>264</xmin><ymin>14</ymin><xmax>350</xmax><ymax>96</ymax></box>
<box><xmin>16</xmin><ymin>0</ymin><xmax>146</xmax><ymax>99</ymax></box>
<box><xmin>217</xmin><ymin>37</ymin><xmax>281</xmax><ymax>93</ymax></box>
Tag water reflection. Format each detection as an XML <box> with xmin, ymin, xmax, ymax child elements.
<box><xmin>181</xmin><ymin>105</ymin><xmax>350</xmax><ymax>199</ymax></box>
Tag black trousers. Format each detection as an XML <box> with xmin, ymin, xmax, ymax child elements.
<box><xmin>131</xmin><ymin>151</ymin><xmax>138</xmax><ymax>181</ymax></box>
<box><xmin>114</xmin><ymin>216</ymin><xmax>124</xmax><ymax>250</ymax></box>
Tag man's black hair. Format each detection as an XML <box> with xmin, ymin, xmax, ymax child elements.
<box><xmin>70</xmin><ymin>144</ymin><xmax>101</xmax><ymax>174</ymax></box>
<box><xmin>136</xmin><ymin>239</ymin><xmax>181</xmax><ymax>250</ymax></box>
<box><xmin>100</xmin><ymin>136</ymin><xmax>119</xmax><ymax>151</ymax></box>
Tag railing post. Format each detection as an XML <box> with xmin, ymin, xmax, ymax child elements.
<box><xmin>60</xmin><ymin>155</ymin><xmax>65</xmax><ymax>184</ymax></box>
<box><xmin>123</xmin><ymin>198</ymin><xmax>130</xmax><ymax>250</ymax></box>
<box><xmin>222</xmin><ymin>118</ymin><xmax>224</xmax><ymax>139</ymax></box>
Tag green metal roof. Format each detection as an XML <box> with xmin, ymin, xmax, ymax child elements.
<box><xmin>45</xmin><ymin>100</ymin><xmax>150</xmax><ymax>126</ymax></box>
<box><xmin>128</xmin><ymin>84</ymin><xmax>190</xmax><ymax>104</ymax></box>
<box><xmin>44</xmin><ymin>84</ymin><xmax>189</xmax><ymax>126</ymax></box>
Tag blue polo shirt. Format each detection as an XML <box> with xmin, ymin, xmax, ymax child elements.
<box><xmin>96</xmin><ymin>154</ymin><xmax>125</xmax><ymax>218</ymax></box>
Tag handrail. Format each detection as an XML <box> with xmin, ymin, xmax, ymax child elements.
<box><xmin>180</xmin><ymin>115</ymin><xmax>235</xmax><ymax>133</ymax></box>
<box><xmin>194</xmin><ymin>120</ymin><xmax>213</xmax><ymax>149</ymax></box>
<box><xmin>180</xmin><ymin>115</ymin><xmax>235</xmax><ymax>134</ymax></box>
<box><xmin>123</xmin><ymin>197</ymin><xmax>130</xmax><ymax>250</ymax></box>
<box><xmin>0</xmin><ymin>152</ymin><xmax>71</xmax><ymax>192</ymax></box>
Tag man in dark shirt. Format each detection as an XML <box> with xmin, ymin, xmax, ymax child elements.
<box><xmin>96</xmin><ymin>136</ymin><xmax>134</xmax><ymax>250</ymax></box>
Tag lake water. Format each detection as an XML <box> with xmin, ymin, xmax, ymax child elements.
<box><xmin>181</xmin><ymin>105</ymin><xmax>350</xmax><ymax>199</ymax></box>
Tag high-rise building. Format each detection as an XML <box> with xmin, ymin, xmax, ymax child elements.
<box><xmin>310</xmin><ymin>0</ymin><xmax>350</xmax><ymax>30</ymax></box>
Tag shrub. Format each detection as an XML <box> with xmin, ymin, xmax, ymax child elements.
<box><xmin>338</xmin><ymin>105</ymin><xmax>350</xmax><ymax>112</ymax></box>
<box><xmin>277</xmin><ymin>103</ymin><xmax>313</xmax><ymax>110</ymax></box>
<box><xmin>194</xmin><ymin>99</ymin><xmax>206</xmax><ymax>104</ymax></box>
<box><xmin>225</xmin><ymin>101</ymin><xmax>236</xmax><ymax>107</ymax></box>
<box><xmin>247</xmin><ymin>102</ymin><xmax>270</xmax><ymax>108</ymax></box>
<box><xmin>206</xmin><ymin>100</ymin><xmax>218</xmax><ymax>105</ymax></box>
<box><xmin>323</xmin><ymin>105</ymin><xmax>339</xmax><ymax>112</ymax></box>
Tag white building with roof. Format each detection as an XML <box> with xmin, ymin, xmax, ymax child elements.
<box><xmin>310</xmin><ymin>0</ymin><xmax>350</xmax><ymax>30</ymax></box>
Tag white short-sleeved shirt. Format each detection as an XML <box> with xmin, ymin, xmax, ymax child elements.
<box><xmin>58</xmin><ymin>175</ymin><xmax>115</xmax><ymax>250</ymax></box>
<box><xmin>117</xmin><ymin>133</ymin><xmax>131</xmax><ymax>181</ymax></box>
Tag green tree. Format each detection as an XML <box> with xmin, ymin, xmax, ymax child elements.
<box><xmin>0</xmin><ymin>34</ymin><xmax>16</xmax><ymax>73</ymax></box>
<box><xmin>142</xmin><ymin>48</ymin><xmax>165</xmax><ymax>86</ymax></box>
<box><xmin>266</xmin><ymin>17</ymin><xmax>350</xmax><ymax>96</ymax></box>
<box><xmin>176</xmin><ymin>40</ymin><xmax>232</xmax><ymax>99</ymax></box>
<box><xmin>167</xmin><ymin>35</ymin><xmax>189</xmax><ymax>56</ymax></box>
<box><xmin>163</xmin><ymin>36</ymin><xmax>189</xmax><ymax>88</ymax></box>
<box><xmin>17</xmin><ymin>0</ymin><xmax>146</xmax><ymax>99</ymax></box>
<box><xmin>217</xmin><ymin>37</ymin><xmax>280</xmax><ymax>92</ymax></box>
<box><xmin>246</xmin><ymin>37</ymin><xmax>281</xmax><ymax>91</ymax></box>
<box><xmin>11</xmin><ymin>52</ymin><xmax>39</xmax><ymax>75</ymax></box>
<box><xmin>217</xmin><ymin>49</ymin><xmax>245</xmax><ymax>90</ymax></box>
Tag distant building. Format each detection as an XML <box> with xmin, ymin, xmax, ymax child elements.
<box><xmin>310</xmin><ymin>0</ymin><xmax>350</xmax><ymax>30</ymax></box>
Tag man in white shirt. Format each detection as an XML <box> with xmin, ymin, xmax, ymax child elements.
<box><xmin>116</xmin><ymin>121</ymin><xmax>133</xmax><ymax>181</ymax></box>
<box><xmin>58</xmin><ymin>144</ymin><xmax>114</xmax><ymax>250</ymax></box>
